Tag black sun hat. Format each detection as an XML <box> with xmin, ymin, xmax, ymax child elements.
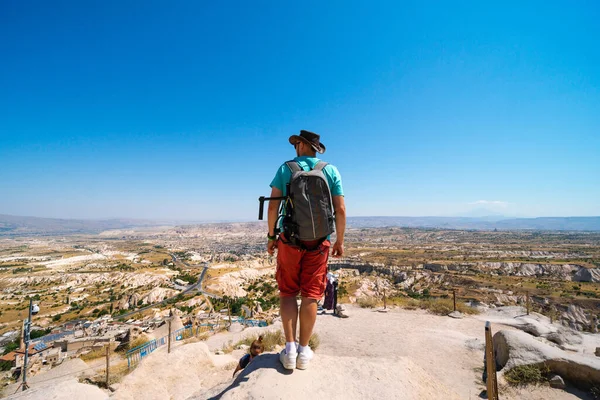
<box><xmin>288</xmin><ymin>130</ymin><xmax>326</xmax><ymax>154</ymax></box>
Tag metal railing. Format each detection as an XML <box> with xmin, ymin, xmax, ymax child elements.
<box><xmin>125</xmin><ymin>318</ymin><xmax>268</xmax><ymax>368</ymax></box>
<box><xmin>126</xmin><ymin>325</ymin><xmax>193</xmax><ymax>368</ymax></box>
<box><xmin>229</xmin><ymin>317</ymin><xmax>268</xmax><ymax>327</ymax></box>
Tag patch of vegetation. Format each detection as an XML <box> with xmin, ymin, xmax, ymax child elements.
<box><xmin>0</xmin><ymin>263</ymin><xmax>27</xmax><ymax>268</ymax></box>
<box><xmin>356</xmin><ymin>296</ymin><xmax>380</xmax><ymax>308</ymax></box>
<box><xmin>406</xmin><ymin>289</ymin><xmax>432</xmax><ymax>299</ymax></box>
<box><xmin>115</xmin><ymin>263</ymin><xmax>134</xmax><ymax>271</ymax></box>
<box><xmin>113</xmin><ymin>308</ymin><xmax>128</xmax><ymax>317</ymax></box>
<box><xmin>504</xmin><ymin>363</ymin><xmax>550</xmax><ymax>386</ymax></box>
<box><xmin>308</xmin><ymin>333</ymin><xmax>320</xmax><ymax>351</ymax></box>
<box><xmin>122</xmin><ymin>334</ymin><xmax>151</xmax><ymax>352</ymax></box>
<box><xmin>0</xmin><ymin>360</ymin><xmax>13</xmax><ymax>371</ymax></box>
<box><xmin>233</xmin><ymin>330</ymin><xmax>284</xmax><ymax>352</ymax></box>
<box><xmin>212</xmin><ymin>296</ymin><xmax>250</xmax><ymax>316</ymax></box>
<box><xmin>86</xmin><ymin>360</ymin><xmax>130</xmax><ymax>387</ymax></box>
<box><xmin>233</xmin><ymin>330</ymin><xmax>320</xmax><ymax>353</ymax></box>
<box><xmin>418</xmin><ymin>298</ymin><xmax>478</xmax><ymax>315</ymax></box>
<box><xmin>70</xmin><ymin>302</ymin><xmax>85</xmax><ymax>312</ymax></box>
<box><xmin>178</xmin><ymin>305</ymin><xmax>195</xmax><ymax>314</ymax></box>
<box><xmin>2</xmin><ymin>338</ymin><xmax>20</xmax><ymax>355</ymax></box>
<box><xmin>420</xmin><ymin>298</ymin><xmax>456</xmax><ymax>315</ymax></box>
<box><xmin>376</xmin><ymin>295</ymin><xmax>479</xmax><ymax>315</ymax></box>
<box><xmin>91</xmin><ymin>308</ymin><xmax>109</xmax><ymax>318</ymax></box>
<box><xmin>30</xmin><ymin>328</ymin><xmax>52</xmax><ymax>340</ymax></box>
<box><xmin>177</xmin><ymin>271</ymin><xmax>197</xmax><ymax>284</ymax></box>
<box><xmin>81</xmin><ymin>348</ymin><xmax>107</xmax><ymax>361</ymax></box>
<box><xmin>387</xmin><ymin>296</ymin><xmax>421</xmax><ymax>310</ymax></box>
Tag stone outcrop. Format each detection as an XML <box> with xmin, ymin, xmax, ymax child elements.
<box><xmin>494</xmin><ymin>329</ymin><xmax>600</xmax><ymax>389</ymax></box>
<box><xmin>477</xmin><ymin>262</ymin><xmax>576</xmax><ymax>280</ymax></box>
<box><xmin>143</xmin><ymin>287</ymin><xmax>179</xmax><ymax>305</ymax></box>
<box><xmin>328</xmin><ymin>260</ymin><xmax>584</xmax><ymax>282</ymax></box>
<box><xmin>478</xmin><ymin>307</ymin><xmax>585</xmax><ymax>346</ymax></box>
<box><xmin>328</xmin><ymin>260</ymin><xmax>413</xmax><ymax>283</ymax></box>
<box><xmin>560</xmin><ymin>304</ymin><xmax>592</xmax><ymax>331</ymax></box>
<box><xmin>424</xmin><ymin>263</ymin><xmax>448</xmax><ymax>272</ymax></box>
<box><xmin>573</xmin><ymin>268</ymin><xmax>600</xmax><ymax>283</ymax></box>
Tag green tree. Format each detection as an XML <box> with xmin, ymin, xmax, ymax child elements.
<box><xmin>2</xmin><ymin>338</ymin><xmax>19</xmax><ymax>355</ymax></box>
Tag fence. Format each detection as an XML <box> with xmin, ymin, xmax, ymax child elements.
<box><xmin>126</xmin><ymin>325</ymin><xmax>193</xmax><ymax>368</ymax></box>
<box><xmin>229</xmin><ymin>317</ymin><xmax>268</xmax><ymax>327</ymax></box>
<box><xmin>125</xmin><ymin>318</ymin><xmax>268</xmax><ymax>368</ymax></box>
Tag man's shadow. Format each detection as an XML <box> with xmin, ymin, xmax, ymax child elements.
<box><xmin>207</xmin><ymin>353</ymin><xmax>293</xmax><ymax>400</ymax></box>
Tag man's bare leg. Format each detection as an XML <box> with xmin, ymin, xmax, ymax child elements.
<box><xmin>299</xmin><ymin>297</ymin><xmax>318</xmax><ymax>346</ymax></box>
<box><xmin>280</xmin><ymin>296</ymin><xmax>298</xmax><ymax>343</ymax></box>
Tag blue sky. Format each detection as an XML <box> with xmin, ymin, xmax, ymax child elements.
<box><xmin>1</xmin><ymin>1</ymin><xmax>599</xmax><ymax>220</ymax></box>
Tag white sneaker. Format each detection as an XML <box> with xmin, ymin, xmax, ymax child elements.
<box><xmin>279</xmin><ymin>349</ymin><xmax>297</xmax><ymax>370</ymax></box>
<box><xmin>296</xmin><ymin>346</ymin><xmax>314</xmax><ymax>370</ymax></box>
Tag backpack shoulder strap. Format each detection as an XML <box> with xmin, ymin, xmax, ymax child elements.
<box><xmin>285</xmin><ymin>161</ymin><xmax>302</xmax><ymax>173</ymax></box>
<box><xmin>313</xmin><ymin>161</ymin><xmax>328</xmax><ymax>171</ymax></box>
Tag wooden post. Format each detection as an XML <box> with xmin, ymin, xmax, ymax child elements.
<box><xmin>484</xmin><ymin>321</ymin><xmax>499</xmax><ymax>400</ymax></box>
<box><xmin>167</xmin><ymin>318</ymin><xmax>172</xmax><ymax>354</ymax></box>
<box><xmin>453</xmin><ymin>289</ymin><xmax>457</xmax><ymax>312</ymax></box>
<box><xmin>105</xmin><ymin>343</ymin><xmax>110</xmax><ymax>387</ymax></box>
<box><xmin>228</xmin><ymin>300</ymin><xmax>232</xmax><ymax>328</ymax></box>
<box><xmin>526</xmin><ymin>291</ymin><xmax>530</xmax><ymax>315</ymax></box>
<box><xmin>383</xmin><ymin>289</ymin><xmax>387</xmax><ymax>310</ymax></box>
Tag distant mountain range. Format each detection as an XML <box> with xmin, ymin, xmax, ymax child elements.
<box><xmin>1</xmin><ymin>214</ymin><xmax>599</xmax><ymax>236</ymax></box>
<box><xmin>347</xmin><ymin>216</ymin><xmax>600</xmax><ymax>231</ymax></box>
<box><xmin>0</xmin><ymin>214</ymin><xmax>167</xmax><ymax>236</ymax></box>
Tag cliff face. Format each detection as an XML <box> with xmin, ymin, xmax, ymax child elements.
<box><xmin>329</xmin><ymin>260</ymin><xmax>585</xmax><ymax>281</ymax></box>
<box><xmin>329</xmin><ymin>261</ymin><xmax>411</xmax><ymax>283</ymax></box>
<box><xmin>329</xmin><ymin>260</ymin><xmax>599</xmax><ymax>331</ymax></box>
<box><xmin>573</xmin><ymin>268</ymin><xmax>600</xmax><ymax>283</ymax></box>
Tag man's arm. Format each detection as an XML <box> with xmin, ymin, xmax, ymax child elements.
<box><xmin>267</xmin><ymin>186</ymin><xmax>283</xmax><ymax>255</ymax></box>
<box><xmin>331</xmin><ymin>195</ymin><xmax>346</xmax><ymax>257</ymax></box>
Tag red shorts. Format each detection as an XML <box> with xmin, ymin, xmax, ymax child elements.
<box><xmin>276</xmin><ymin>235</ymin><xmax>330</xmax><ymax>299</ymax></box>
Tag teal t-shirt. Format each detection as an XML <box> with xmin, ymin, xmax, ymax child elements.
<box><xmin>269</xmin><ymin>156</ymin><xmax>344</xmax><ymax>197</ymax></box>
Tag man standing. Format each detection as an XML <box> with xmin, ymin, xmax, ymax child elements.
<box><xmin>267</xmin><ymin>130</ymin><xmax>346</xmax><ymax>370</ymax></box>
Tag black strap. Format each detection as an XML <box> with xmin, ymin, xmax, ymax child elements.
<box><xmin>280</xmin><ymin>233</ymin><xmax>326</xmax><ymax>251</ymax></box>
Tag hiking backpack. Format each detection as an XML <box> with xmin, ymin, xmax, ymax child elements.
<box><xmin>280</xmin><ymin>160</ymin><xmax>335</xmax><ymax>243</ymax></box>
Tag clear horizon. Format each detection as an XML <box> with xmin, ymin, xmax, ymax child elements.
<box><xmin>2</xmin><ymin>212</ymin><xmax>599</xmax><ymax>222</ymax></box>
<box><xmin>1</xmin><ymin>2</ymin><xmax>599</xmax><ymax>220</ymax></box>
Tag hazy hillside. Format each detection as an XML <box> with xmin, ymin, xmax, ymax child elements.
<box><xmin>0</xmin><ymin>214</ymin><xmax>168</xmax><ymax>236</ymax></box>
<box><xmin>347</xmin><ymin>216</ymin><xmax>600</xmax><ymax>231</ymax></box>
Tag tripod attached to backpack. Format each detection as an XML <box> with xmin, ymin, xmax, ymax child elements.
<box><xmin>257</xmin><ymin>188</ymin><xmax>298</xmax><ymax>242</ymax></box>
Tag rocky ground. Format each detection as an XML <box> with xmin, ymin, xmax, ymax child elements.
<box><xmin>7</xmin><ymin>304</ymin><xmax>600</xmax><ymax>400</ymax></box>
